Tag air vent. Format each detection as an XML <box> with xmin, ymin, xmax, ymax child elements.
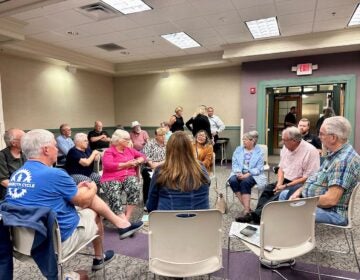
<box><xmin>96</xmin><ymin>43</ymin><xmax>125</xmax><ymax>51</ymax></box>
<box><xmin>76</xmin><ymin>2</ymin><xmax>118</xmax><ymax>21</ymax></box>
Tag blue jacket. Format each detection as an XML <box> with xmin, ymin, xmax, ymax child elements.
<box><xmin>230</xmin><ymin>144</ymin><xmax>267</xmax><ymax>189</ymax></box>
<box><xmin>0</xmin><ymin>216</ymin><xmax>13</xmax><ymax>280</ymax></box>
<box><xmin>146</xmin><ymin>165</ymin><xmax>210</xmax><ymax>212</ymax></box>
<box><xmin>0</xmin><ymin>202</ymin><xmax>58</xmax><ymax>280</ymax></box>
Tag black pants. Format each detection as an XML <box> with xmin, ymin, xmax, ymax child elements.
<box><xmin>252</xmin><ymin>179</ymin><xmax>292</xmax><ymax>223</ymax></box>
<box><xmin>141</xmin><ymin>167</ymin><xmax>152</xmax><ymax>205</ymax></box>
<box><xmin>213</xmin><ymin>134</ymin><xmax>220</xmax><ymax>153</ymax></box>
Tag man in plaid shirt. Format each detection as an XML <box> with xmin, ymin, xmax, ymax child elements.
<box><xmin>289</xmin><ymin>116</ymin><xmax>360</xmax><ymax>225</ymax></box>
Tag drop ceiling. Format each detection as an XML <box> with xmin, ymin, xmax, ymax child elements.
<box><xmin>0</xmin><ymin>0</ymin><xmax>359</xmax><ymax>75</ymax></box>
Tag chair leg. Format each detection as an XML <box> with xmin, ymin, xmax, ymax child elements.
<box><xmin>343</xmin><ymin>229</ymin><xmax>352</xmax><ymax>254</ymax></box>
<box><xmin>349</xmin><ymin>230</ymin><xmax>360</xmax><ymax>272</ymax></box>
<box><xmin>272</xmin><ymin>269</ymin><xmax>287</xmax><ymax>280</ymax></box>
<box><xmin>59</xmin><ymin>264</ymin><xmax>63</xmax><ymax>280</ymax></box>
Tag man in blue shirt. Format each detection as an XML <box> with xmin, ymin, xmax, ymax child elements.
<box><xmin>56</xmin><ymin>124</ymin><xmax>74</xmax><ymax>165</ymax></box>
<box><xmin>6</xmin><ymin>129</ymin><xmax>143</xmax><ymax>270</ymax></box>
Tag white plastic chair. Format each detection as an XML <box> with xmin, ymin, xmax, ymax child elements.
<box><xmin>235</xmin><ymin>197</ymin><xmax>319</xmax><ymax>279</ymax></box>
<box><xmin>148</xmin><ymin>209</ymin><xmax>223</xmax><ymax>279</ymax></box>
<box><xmin>318</xmin><ymin>182</ymin><xmax>360</xmax><ymax>272</ymax></box>
<box><xmin>12</xmin><ymin>219</ymin><xmax>104</xmax><ymax>279</ymax></box>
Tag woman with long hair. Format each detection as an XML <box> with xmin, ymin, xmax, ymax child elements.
<box><xmin>193</xmin><ymin>130</ymin><xmax>213</xmax><ymax>173</ymax></box>
<box><xmin>146</xmin><ymin>131</ymin><xmax>210</xmax><ymax>211</ymax></box>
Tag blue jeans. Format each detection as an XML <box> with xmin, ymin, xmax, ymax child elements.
<box><xmin>229</xmin><ymin>175</ymin><xmax>256</xmax><ymax>194</ymax></box>
<box><xmin>278</xmin><ymin>184</ymin><xmax>303</xmax><ymax>201</ymax></box>
<box><xmin>315</xmin><ymin>208</ymin><xmax>347</xmax><ymax>226</ymax></box>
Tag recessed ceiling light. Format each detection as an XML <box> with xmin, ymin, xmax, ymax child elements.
<box><xmin>101</xmin><ymin>0</ymin><xmax>152</xmax><ymax>15</ymax></box>
<box><xmin>245</xmin><ymin>17</ymin><xmax>280</xmax><ymax>39</ymax></box>
<box><xmin>348</xmin><ymin>3</ymin><xmax>360</xmax><ymax>26</ymax></box>
<box><xmin>161</xmin><ymin>32</ymin><xmax>201</xmax><ymax>49</ymax></box>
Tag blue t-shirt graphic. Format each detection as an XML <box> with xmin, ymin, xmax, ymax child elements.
<box><xmin>6</xmin><ymin>160</ymin><xmax>79</xmax><ymax>242</ymax></box>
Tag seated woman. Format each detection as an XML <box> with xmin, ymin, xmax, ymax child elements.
<box><xmin>65</xmin><ymin>133</ymin><xmax>101</xmax><ymax>187</ymax></box>
<box><xmin>146</xmin><ymin>131</ymin><xmax>210</xmax><ymax>212</ymax></box>
<box><xmin>228</xmin><ymin>131</ymin><xmax>266</xmax><ymax>219</ymax></box>
<box><xmin>100</xmin><ymin>129</ymin><xmax>146</xmax><ymax>221</ymax></box>
<box><xmin>193</xmin><ymin>130</ymin><xmax>213</xmax><ymax>173</ymax></box>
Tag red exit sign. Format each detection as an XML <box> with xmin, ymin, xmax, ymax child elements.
<box><xmin>297</xmin><ymin>63</ymin><xmax>312</xmax><ymax>75</ymax></box>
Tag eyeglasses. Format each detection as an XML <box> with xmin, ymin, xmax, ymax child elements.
<box><xmin>319</xmin><ymin>132</ymin><xmax>333</xmax><ymax>137</ymax></box>
<box><xmin>122</xmin><ymin>138</ymin><xmax>131</xmax><ymax>142</ymax></box>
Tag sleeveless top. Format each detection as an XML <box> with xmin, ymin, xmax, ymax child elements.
<box><xmin>170</xmin><ymin>115</ymin><xmax>184</xmax><ymax>132</ymax></box>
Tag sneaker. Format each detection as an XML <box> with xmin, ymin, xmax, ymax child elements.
<box><xmin>118</xmin><ymin>221</ymin><xmax>143</xmax><ymax>240</ymax></box>
<box><xmin>235</xmin><ymin>212</ymin><xmax>253</xmax><ymax>223</ymax></box>
<box><xmin>92</xmin><ymin>250</ymin><xmax>115</xmax><ymax>271</ymax></box>
<box><xmin>260</xmin><ymin>258</ymin><xmax>296</xmax><ymax>269</ymax></box>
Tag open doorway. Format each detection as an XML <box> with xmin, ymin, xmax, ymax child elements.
<box><xmin>267</xmin><ymin>83</ymin><xmax>344</xmax><ymax>154</ymax></box>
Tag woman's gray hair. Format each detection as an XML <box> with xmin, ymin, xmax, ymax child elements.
<box><xmin>74</xmin><ymin>133</ymin><xmax>88</xmax><ymax>144</ymax></box>
<box><xmin>283</xmin><ymin>127</ymin><xmax>302</xmax><ymax>142</ymax></box>
<box><xmin>21</xmin><ymin>129</ymin><xmax>54</xmax><ymax>159</ymax></box>
<box><xmin>243</xmin><ymin>130</ymin><xmax>259</xmax><ymax>144</ymax></box>
<box><xmin>323</xmin><ymin>116</ymin><xmax>351</xmax><ymax>142</ymax></box>
<box><xmin>111</xmin><ymin>129</ymin><xmax>130</xmax><ymax>145</ymax></box>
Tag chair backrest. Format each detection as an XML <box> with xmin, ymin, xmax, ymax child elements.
<box><xmin>258</xmin><ymin>144</ymin><xmax>268</xmax><ymax>165</ymax></box>
<box><xmin>260</xmin><ymin>197</ymin><xmax>318</xmax><ymax>258</ymax></box>
<box><xmin>148</xmin><ymin>210</ymin><xmax>222</xmax><ymax>277</ymax></box>
<box><xmin>346</xmin><ymin>182</ymin><xmax>360</xmax><ymax>228</ymax></box>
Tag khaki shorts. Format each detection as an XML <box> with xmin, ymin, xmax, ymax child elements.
<box><xmin>61</xmin><ymin>208</ymin><xmax>98</xmax><ymax>258</ymax></box>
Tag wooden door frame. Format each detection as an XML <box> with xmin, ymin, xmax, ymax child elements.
<box><xmin>256</xmin><ymin>75</ymin><xmax>357</xmax><ymax>148</ymax></box>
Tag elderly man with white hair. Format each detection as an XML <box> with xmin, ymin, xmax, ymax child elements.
<box><xmin>288</xmin><ymin>116</ymin><xmax>360</xmax><ymax>225</ymax></box>
<box><xmin>5</xmin><ymin>129</ymin><xmax>143</xmax><ymax>271</ymax></box>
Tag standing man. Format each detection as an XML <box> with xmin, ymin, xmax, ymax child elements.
<box><xmin>56</xmin><ymin>123</ymin><xmax>74</xmax><ymax>165</ymax></box>
<box><xmin>289</xmin><ymin>116</ymin><xmax>360</xmax><ymax>225</ymax></box>
<box><xmin>0</xmin><ymin>129</ymin><xmax>26</xmax><ymax>200</ymax></box>
<box><xmin>130</xmin><ymin>121</ymin><xmax>149</xmax><ymax>152</ymax></box>
<box><xmin>88</xmin><ymin>121</ymin><xmax>111</xmax><ymax>151</ymax></box>
<box><xmin>298</xmin><ymin>118</ymin><xmax>322</xmax><ymax>150</ymax></box>
<box><xmin>207</xmin><ymin>106</ymin><xmax>225</xmax><ymax>151</ymax></box>
<box><xmin>284</xmin><ymin>106</ymin><xmax>297</xmax><ymax>128</ymax></box>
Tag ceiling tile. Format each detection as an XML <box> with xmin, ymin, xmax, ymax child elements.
<box><xmin>280</xmin><ymin>22</ymin><xmax>313</xmax><ymax>36</ymax></box>
<box><xmin>173</xmin><ymin>17</ymin><xmax>210</xmax><ymax>31</ymax></box>
<box><xmin>189</xmin><ymin>0</ymin><xmax>236</xmax><ymax>16</ymax></box>
<box><xmin>237</xmin><ymin>3</ymin><xmax>278</xmax><ymax>21</ymax></box>
<box><xmin>313</xmin><ymin>18</ymin><xmax>351</xmax><ymax>32</ymax></box>
<box><xmin>232</xmin><ymin>0</ymin><xmax>274</xmax><ymax>10</ymax></box>
<box><xmin>203</xmin><ymin>10</ymin><xmax>243</xmax><ymax>27</ymax></box>
<box><xmin>275</xmin><ymin>0</ymin><xmax>316</xmax><ymax>15</ymax></box>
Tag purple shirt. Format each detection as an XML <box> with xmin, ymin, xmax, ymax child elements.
<box><xmin>100</xmin><ymin>146</ymin><xmax>146</xmax><ymax>182</ymax></box>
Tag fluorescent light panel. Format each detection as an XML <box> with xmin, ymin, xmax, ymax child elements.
<box><xmin>161</xmin><ymin>32</ymin><xmax>201</xmax><ymax>49</ymax></box>
<box><xmin>102</xmin><ymin>0</ymin><xmax>152</xmax><ymax>14</ymax></box>
<box><xmin>246</xmin><ymin>17</ymin><xmax>280</xmax><ymax>39</ymax></box>
<box><xmin>348</xmin><ymin>3</ymin><xmax>360</xmax><ymax>26</ymax></box>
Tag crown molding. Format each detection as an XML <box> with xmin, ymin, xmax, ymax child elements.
<box><xmin>223</xmin><ymin>28</ymin><xmax>360</xmax><ymax>61</ymax></box>
<box><xmin>2</xmin><ymin>38</ymin><xmax>115</xmax><ymax>74</ymax></box>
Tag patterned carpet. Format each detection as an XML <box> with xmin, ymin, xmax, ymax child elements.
<box><xmin>12</xmin><ymin>163</ymin><xmax>360</xmax><ymax>279</ymax></box>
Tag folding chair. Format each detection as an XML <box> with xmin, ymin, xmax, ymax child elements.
<box><xmin>12</xmin><ymin>219</ymin><xmax>105</xmax><ymax>279</ymax></box>
<box><xmin>148</xmin><ymin>210</ymin><xmax>223</xmax><ymax>279</ymax></box>
<box><xmin>318</xmin><ymin>182</ymin><xmax>360</xmax><ymax>272</ymax></box>
<box><xmin>235</xmin><ymin>197</ymin><xmax>319</xmax><ymax>279</ymax></box>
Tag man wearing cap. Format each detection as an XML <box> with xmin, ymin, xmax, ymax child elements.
<box><xmin>87</xmin><ymin>121</ymin><xmax>111</xmax><ymax>151</ymax></box>
<box><xmin>130</xmin><ymin>121</ymin><xmax>149</xmax><ymax>151</ymax></box>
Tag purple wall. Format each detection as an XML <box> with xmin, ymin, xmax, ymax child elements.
<box><xmin>240</xmin><ymin>51</ymin><xmax>360</xmax><ymax>152</ymax></box>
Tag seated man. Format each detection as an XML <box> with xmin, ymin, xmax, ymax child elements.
<box><xmin>141</xmin><ymin>128</ymin><xmax>166</xmax><ymax>205</ymax></box>
<box><xmin>288</xmin><ymin>116</ymin><xmax>360</xmax><ymax>225</ymax></box>
<box><xmin>88</xmin><ymin>121</ymin><xmax>111</xmax><ymax>151</ymax></box>
<box><xmin>0</xmin><ymin>129</ymin><xmax>26</xmax><ymax>201</ymax></box>
<box><xmin>236</xmin><ymin>127</ymin><xmax>320</xmax><ymax>224</ymax></box>
<box><xmin>65</xmin><ymin>133</ymin><xmax>101</xmax><ymax>187</ymax></box>
<box><xmin>130</xmin><ymin>121</ymin><xmax>149</xmax><ymax>151</ymax></box>
<box><xmin>56</xmin><ymin>123</ymin><xmax>74</xmax><ymax>165</ymax></box>
<box><xmin>5</xmin><ymin>129</ymin><xmax>143</xmax><ymax>270</ymax></box>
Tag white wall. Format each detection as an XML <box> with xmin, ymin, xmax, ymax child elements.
<box><xmin>0</xmin><ymin>53</ymin><xmax>115</xmax><ymax>130</ymax></box>
<box><xmin>114</xmin><ymin>66</ymin><xmax>242</xmax><ymax>127</ymax></box>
